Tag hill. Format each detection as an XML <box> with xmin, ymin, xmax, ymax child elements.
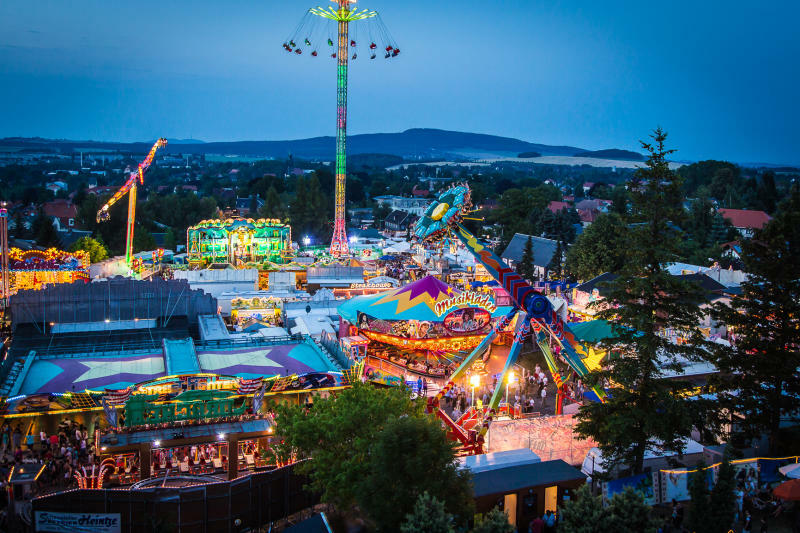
<box><xmin>0</xmin><ymin>129</ymin><xmax>587</xmax><ymax>160</ymax></box>
<box><xmin>573</xmin><ymin>148</ymin><xmax>644</xmax><ymax>161</ymax></box>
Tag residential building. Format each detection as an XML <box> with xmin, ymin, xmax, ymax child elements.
<box><xmin>43</xmin><ymin>199</ymin><xmax>77</xmax><ymax>231</ymax></box>
<box><xmin>383</xmin><ymin>210</ymin><xmax>419</xmax><ymax>233</ymax></box>
<box><xmin>373</xmin><ymin>195</ymin><xmax>432</xmax><ymax>216</ymax></box>
<box><xmin>500</xmin><ymin>233</ymin><xmax>562</xmax><ymax>280</ymax></box>
<box><xmin>717</xmin><ymin>208</ymin><xmax>771</xmax><ymax>238</ymax></box>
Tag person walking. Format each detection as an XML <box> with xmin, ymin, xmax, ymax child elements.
<box><xmin>422</xmin><ymin>378</ymin><xmax>428</xmax><ymax>396</ymax></box>
<box><xmin>540</xmin><ymin>387</ymin><xmax>547</xmax><ymax>408</ymax></box>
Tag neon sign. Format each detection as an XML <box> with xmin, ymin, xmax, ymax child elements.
<box><xmin>434</xmin><ymin>291</ymin><xmax>497</xmax><ymax>316</ymax></box>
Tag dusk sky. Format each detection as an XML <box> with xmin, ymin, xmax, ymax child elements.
<box><xmin>1</xmin><ymin>0</ymin><xmax>798</xmax><ymax>164</ymax></box>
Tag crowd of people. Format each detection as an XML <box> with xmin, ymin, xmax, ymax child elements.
<box><xmin>0</xmin><ymin>419</ymin><xmax>98</xmax><ymax>498</ymax></box>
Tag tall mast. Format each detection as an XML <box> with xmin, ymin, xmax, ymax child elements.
<box><xmin>329</xmin><ymin>0</ymin><xmax>352</xmax><ymax>257</ymax></box>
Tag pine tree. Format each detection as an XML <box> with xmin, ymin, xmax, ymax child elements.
<box><xmin>472</xmin><ymin>507</ymin><xmax>514</xmax><ymax>533</ymax></box>
<box><xmin>559</xmin><ymin>485</ymin><xmax>606</xmax><ymax>533</ymax></box>
<box><xmin>575</xmin><ymin>128</ymin><xmax>716</xmax><ymax>474</ymax></box>
<box><xmin>518</xmin><ymin>236</ymin><xmax>535</xmax><ymax>281</ymax></box>
<box><xmin>33</xmin><ymin>213</ymin><xmax>61</xmax><ymax>248</ymax></box>
<box><xmin>711</xmin><ymin>187</ymin><xmax>800</xmax><ymax>455</ymax></box>
<box><xmin>606</xmin><ymin>487</ymin><xmax>659</xmax><ymax>533</ymax></box>
<box><xmin>400</xmin><ymin>492</ymin><xmax>454</xmax><ymax>533</ymax></box>
<box><xmin>687</xmin><ymin>462</ymin><xmax>711</xmax><ymax>533</ymax></box>
<box><xmin>709</xmin><ymin>454</ymin><xmax>736</xmax><ymax>533</ymax></box>
<box><xmin>548</xmin><ymin>240</ymin><xmax>564</xmax><ymax>280</ymax></box>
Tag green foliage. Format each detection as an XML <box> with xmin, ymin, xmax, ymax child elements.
<box><xmin>163</xmin><ymin>228</ymin><xmax>177</xmax><ymax>251</ymax></box>
<box><xmin>559</xmin><ymin>485</ymin><xmax>607</xmax><ymax>533</ymax></box>
<box><xmin>401</xmin><ymin>491</ymin><xmax>456</xmax><ymax>533</ymax></box>
<box><xmin>559</xmin><ymin>485</ymin><xmax>658</xmax><ymax>533</ymax></box>
<box><xmin>472</xmin><ymin>507</ymin><xmax>514</xmax><ymax>533</ymax></box>
<box><xmin>275</xmin><ymin>382</ymin><xmax>471</xmax><ymax>530</ymax></box>
<box><xmin>687</xmin><ymin>462</ymin><xmax>711</xmax><ymax>533</ymax></box>
<box><xmin>518</xmin><ymin>236</ymin><xmax>535</xmax><ymax>281</ymax></box>
<box><xmin>132</xmin><ymin>227</ymin><xmax>156</xmax><ymax>253</ymax></box>
<box><xmin>491</xmin><ymin>185</ymin><xmax>561</xmax><ymax>248</ymax></box>
<box><xmin>606</xmin><ymin>487</ymin><xmax>659</xmax><ymax>533</ymax></box>
<box><xmin>289</xmin><ymin>174</ymin><xmax>331</xmax><ymax>242</ymax></box>
<box><xmin>259</xmin><ymin>185</ymin><xmax>287</xmax><ymax>221</ymax></box>
<box><xmin>678</xmin><ymin>160</ymin><xmax>742</xmax><ymax>203</ymax></box>
<box><xmin>358</xmin><ymin>415</ymin><xmax>473</xmax><ymax>531</ymax></box>
<box><xmin>711</xmin><ymin>188</ymin><xmax>800</xmax><ymax>454</ymax></box>
<box><xmin>575</xmin><ymin>128</ymin><xmax>716</xmax><ymax>474</ymax></box>
<box><xmin>400</xmin><ymin>492</ymin><xmax>454</xmax><ymax>533</ymax></box>
<box><xmin>372</xmin><ymin>203</ymin><xmax>392</xmax><ymax>228</ymax></box>
<box><xmin>32</xmin><ymin>212</ymin><xmax>61</xmax><ymax>248</ymax></box>
<box><xmin>709</xmin><ymin>454</ymin><xmax>736</xmax><ymax>533</ymax></box>
<box><xmin>69</xmin><ymin>236</ymin><xmax>108</xmax><ymax>263</ymax></box>
<box><xmin>565</xmin><ymin>212</ymin><xmax>627</xmax><ymax>281</ymax></box>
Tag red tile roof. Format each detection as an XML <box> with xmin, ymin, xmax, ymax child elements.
<box><xmin>43</xmin><ymin>199</ymin><xmax>77</xmax><ymax>219</ymax></box>
<box><xmin>717</xmin><ymin>208</ymin><xmax>771</xmax><ymax>230</ymax></box>
<box><xmin>548</xmin><ymin>201</ymin><xmax>571</xmax><ymax>213</ymax></box>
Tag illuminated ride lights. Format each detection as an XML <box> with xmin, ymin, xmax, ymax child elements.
<box><xmin>284</xmin><ymin>1</ymin><xmax>400</xmax><ymax>256</ymax></box>
<box><xmin>414</xmin><ymin>184</ymin><xmax>607</xmax><ymax>453</ymax></box>
<box><xmin>96</xmin><ymin>138</ymin><xmax>167</xmax><ymax>267</ymax></box>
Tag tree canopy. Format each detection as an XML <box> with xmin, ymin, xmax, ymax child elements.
<box><xmin>274</xmin><ymin>383</ymin><xmax>472</xmax><ymax>530</ymax></box>
<box><xmin>575</xmin><ymin>128</ymin><xmax>717</xmax><ymax>474</ymax></box>
<box><xmin>565</xmin><ymin>212</ymin><xmax>628</xmax><ymax>281</ymax></box>
<box><xmin>69</xmin><ymin>236</ymin><xmax>108</xmax><ymax>263</ymax></box>
<box><xmin>710</xmin><ymin>187</ymin><xmax>800</xmax><ymax>454</ymax></box>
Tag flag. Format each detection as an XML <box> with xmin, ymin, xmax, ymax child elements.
<box><xmin>252</xmin><ymin>383</ymin><xmax>266</xmax><ymax>414</ymax></box>
<box><xmin>101</xmin><ymin>396</ymin><xmax>117</xmax><ymax>427</ymax></box>
<box><xmin>103</xmin><ymin>387</ymin><xmax>132</xmax><ymax>406</ymax></box>
<box><xmin>238</xmin><ymin>377</ymin><xmax>263</xmax><ymax>395</ymax></box>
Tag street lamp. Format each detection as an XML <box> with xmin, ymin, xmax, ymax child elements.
<box><xmin>470</xmin><ymin>374</ymin><xmax>480</xmax><ymax>409</ymax></box>
<box><xmin>505</xmin><ymin>370</ymin><xmax>516</xmax><ymax>406</ymax></box>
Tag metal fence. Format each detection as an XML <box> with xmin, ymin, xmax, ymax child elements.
<box><xmin>31</xmin><ymin>463</ymin><xmax>318</xmax><ymax>533</ymax></box>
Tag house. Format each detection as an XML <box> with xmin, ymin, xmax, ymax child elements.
<box><xmin>88</xmin><ymin>185</ymin><xmax>117</xmax><ymax>197</ymax></box>
<box><xmin>179</xmin><ymin>185</ymin><xmax>198</xmax><ymax>194</ymax></box>
<box><xmin>577</xmin><ymin>209</ymin><xmax>599</xmax><ymax>226</ymax></box>
<box><xmin>45</xmin><ymin>181</ymin><xmax>68</xmax><ymax>194</ymax></box>
<box><xmin>721</xmin><ymin>241</ymin><xmax>742</xmax><ymax>260</ymax></box>
<box><xmin>500</xmin><ymin>233</ymin><xmax>562</xmax><ymax>280</ymax></box>
<box><xmin>582</xmin><ymin>182</ymin><xmax>595</xmax><ymax>194</ymax></box>
<box><xmin>547</xmin><ymin>201</ymin><xmax>570</xmax><ymax>214</ymax></box>
<box><xmin>373</xmin><ymin>195</ymin><xmax>432</xmax><ymax>216</ymax></box>
<box><xmin>383</xmin><ymin>210</ymin><xmax>419</xmax><ymax>233</ymax></box>
<box><xmin>42</xmin><ymin>199</ymin><xmax>77</xmax><ymax>231</ymax></box>
<box><xmin>235</xmin><ymin>195</ymin><xmax>264</xmax><ymax>216</ymax></box>
<box><xmin>411</xmin><ymin>186</ymin><xmax>429</xmax><ymax>197</ymax></box>
<box><xmin>717</xmin><ymin>208</ymin><xmax>771</xmax><ymax>238</ymax></box>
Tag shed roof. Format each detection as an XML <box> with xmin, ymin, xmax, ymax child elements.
<box><xmin>469</xmin><ymin>459</ymin><xmax>586</xmax><ymax>498</ymax></box>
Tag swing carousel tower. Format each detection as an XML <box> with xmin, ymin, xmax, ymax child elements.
<box><xmin>284</xmin><ymin>1</ymin><xmax>400</xmax><ymax>256</ymax></box>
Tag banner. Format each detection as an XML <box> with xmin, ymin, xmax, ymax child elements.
<box><xmin>36</xmin><ymin>512</ymin><xmax>121</xmax><ymax>533</ymax></box>
<box><xmin>604</xmin><ymin>473</ymin><xmax>658</xmax><ymax>505</ymax></box>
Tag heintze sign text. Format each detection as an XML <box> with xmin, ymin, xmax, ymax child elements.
<box><xmin>36</xmin><ymin>511</ymin><xmax>121</xmax><ymax>533</ymax></box>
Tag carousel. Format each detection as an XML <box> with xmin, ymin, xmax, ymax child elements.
<box><xmin>337</xmin><ymin>276</ymin><xmax>515</xmax><ymax>379</ymax></box>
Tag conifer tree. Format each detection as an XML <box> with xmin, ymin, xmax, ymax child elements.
<box><xmin>687</xmin><ymin>462</ymin><xmax>711</xmax><ymax>533</ymax></box>
<box><xmin>575</xmin><ymin>128</ymin><xmax>716</xmax><ymax>474</ymax></box>
<box><xmin>711</xmin><ymin>188</ymin><xmax>800</xmax><ymax>454</ymax></box>
<box><xmin>518</xmin><ymin>236</ymin><xmax>535</xmax><ymax>281</ymax></box>
<box><xmin>709</xmin><ymin>454</ymin><xmax>736</xmax><ymax>533</ymax></box>
<box><xmin>400</xmin><ymin>492</ymin><xmax>454</xmax><ymax>533</ymax></box>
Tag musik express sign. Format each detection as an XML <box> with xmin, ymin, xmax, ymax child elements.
<box><xmin>434</xmin><ymin>291</ymin><xmax>497</xmax><ymax>316</ymax></box>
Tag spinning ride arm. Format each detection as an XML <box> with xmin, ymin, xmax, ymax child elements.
<box><xmin>96</xmin><ymin>138</ymin><xmax>166</xmax><ymax>223</ymax></box>
<box><xmin>451</xmin><ymin>222</ymin><xmax>605</xmax><ymax>402</ymax></box>
<box><xmin>96</xmin><ymin>138</ymin><xmax>166</xmax><ymax>267</ymax></box>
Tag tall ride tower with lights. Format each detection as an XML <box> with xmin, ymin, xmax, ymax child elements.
<box><xmin>285</xmin><ymin>1</ymin><xmax>400</xmax><ymax>256</ymax></box>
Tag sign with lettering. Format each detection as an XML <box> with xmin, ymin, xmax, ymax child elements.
<box><xmin>349</xmin><ymin>282</ymin><xmax>392</xmax><ymax>289</ymax></box>
<box><xmin>434</xmin><ymin>291</ymin><xmax>497</xmax><ymax>316</ymax></box>
<box><xmin>36</xmin><ymin>512</ymin><xmax>121</xmax><ymax>533</ymax></box>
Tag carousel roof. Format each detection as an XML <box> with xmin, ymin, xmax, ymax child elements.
<box><xmin>337</xmin><ymin>275</ymin><xmax>512</xmax><ymax>323</ymax></box>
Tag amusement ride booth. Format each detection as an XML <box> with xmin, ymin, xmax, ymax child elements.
<box><xmin>337</xmin><ymin>276</ymin><xmax>515</xmax><ymax>381</ymax></box>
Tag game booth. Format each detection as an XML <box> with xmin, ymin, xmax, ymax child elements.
<box><xmin>337</xmin><ymin>276</ymin><xmax>515</xmax><ymax>382</ymax></box>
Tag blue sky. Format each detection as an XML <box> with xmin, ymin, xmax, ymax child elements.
<box><xmin>1</xmin><ymin>0</ymin><xmax>798</xmax><ymax>164</ymax></box>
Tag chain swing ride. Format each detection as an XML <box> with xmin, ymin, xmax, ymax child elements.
<box><xmin>96</xmin><ymin>138</ymin><xmax>167</xmax><ymax>268</ymax></box>
<box><xmin>414</xmin><ymin>184</ymin><xmax>606</xmax><ymax>454</ymax></box>
<box><xmin>284</xmin><ymin>1</ymin><xmax>400</xmax><ymax>256</ymax></box>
